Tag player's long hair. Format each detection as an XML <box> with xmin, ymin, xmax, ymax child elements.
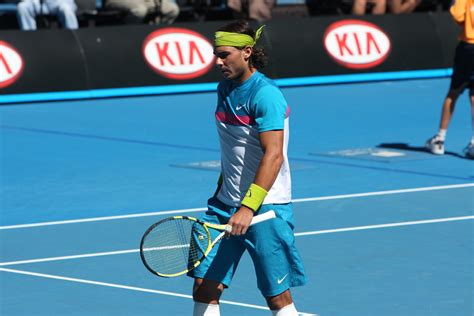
<box><xmin>217</xmin><ymin>20</ymin><xmax>268</xmax><ymax>70</ymax></box>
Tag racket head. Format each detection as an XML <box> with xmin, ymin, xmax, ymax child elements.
<box><xmin>140</xmin><ymin>216</ymin><xmax>212</xmax><ymax>278</ymax></box>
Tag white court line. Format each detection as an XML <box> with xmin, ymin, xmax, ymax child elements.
<box><xmin>1</xmin><ymin>183</ymin><xmax>473</xmax><ymax>230</ymax></box>
<box><xmin>291</xmin><ymin>183</ymin><xmax>474</xmax><ymax>203</ymax></box>
<box><xmin>0</xmin><ymin>268</ymin><xmax>317</xmax><ymax>315</ymax></box>
<box><xmin>0</xmin><ymin>207</ymin><xmax>206</xmax><ymax>230</ymax></box>
<box><xmin>294</xmin><ymin>215</ymin><xmax>474</xmax><ymax>236</ymax></box>
<box><xmin>1</xmin><ymin>215</ymin><xmax>472</xmax><ymax>267</ymax></box>
<box><xmin>0</xmin><ymin>249</ymin><xmax>139</xmax><ymax>267</ymax></box>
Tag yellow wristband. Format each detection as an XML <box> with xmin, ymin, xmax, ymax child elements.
<box><xmin>241</xmin><ymin>183</ymin><xmax>268</xmax><ymax>211</ymax></box>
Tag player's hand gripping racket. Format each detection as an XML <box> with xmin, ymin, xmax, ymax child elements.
<box><xmin>140</xmin><ymin>210</ymin><xmax>276</xmax><ymax>277</ymax></box>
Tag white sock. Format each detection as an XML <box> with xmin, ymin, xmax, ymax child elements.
<box><xmin>193</xmin><ymin>302</ymin><xmax>220</xmax><ymax>316</ymax></box>
<box><xmin>271</xmin><ymin>303</ymin><xmax>298</xmax><ymax>316</ymax></box>
<box><xmin>437</xmin><ymin>129</ymin><xmax>447</xmax><ymax>141</ymax></box>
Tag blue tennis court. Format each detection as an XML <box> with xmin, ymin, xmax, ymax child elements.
<box><xmin>1</xmin><ymin>77</ymin><xmax>473</xmax><ymax>315</ymax></box>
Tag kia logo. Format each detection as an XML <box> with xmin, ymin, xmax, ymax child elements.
<box><xmin>0</xmin><ymin>41</ymin><xmax>24</xmax><ymax>89</ymax></box>
<box><xmin>143</xmin><ymin>28</ymin><xmax>215</xmax><ymax>80</ymax></box>
<box><xmin>324</xmin><ymin>20</ymin><xmax>391</xmax><ymax>69</ymax></box>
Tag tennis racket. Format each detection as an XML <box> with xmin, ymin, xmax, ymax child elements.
<box><xmin>140</xmin><ymin>210</ymin><xmax>276</xmax><ymax>278</ymax></box>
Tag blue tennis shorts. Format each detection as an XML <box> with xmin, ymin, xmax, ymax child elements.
<box><xmin>187</xmin><ymin>197</ymin><xmax>307</xmax><ymax>297</ymax></box>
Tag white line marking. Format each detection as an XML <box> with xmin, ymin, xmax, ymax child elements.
<box><xmin>0</xmin><ymin>267</ymin><xmax>317</xmax><ymax>314</ymax></box>
<box><xmin>1</xmin><ymin>215</ymin><xmax>472</xmax><ymax>267</ymax></box>
<box><xmin>294</xmin><ymin>215</ymin><xmax>474</xmax><ymax>236</ymax></box>
<box><xmin>0</xmin><ymin>207</ymin><xmax>206</xmax><ymax>230</ymax></box>
<box><xmin>0</xmin><ymin>249</ymin><xmax>139</xmax><ymax>267</ymax></box>
<box><xmin>1</xmin><ymin>183</ymin><xmax>472</xmax><ymax>230</ymax></box>
<box><xmin>0</xmin><ymin>267</ymin><xmax>193</xmax><ymax>297</ymax></box>
<box><xmin>291</xmin><ymin>183</ymin><xmax>474</xmax><ymax>203</ymax></box>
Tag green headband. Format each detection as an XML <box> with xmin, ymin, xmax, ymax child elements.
<box><xmin>214</xmin><ymin>25</ymin><xmax>265</xmax><ymax>47</ymax></box>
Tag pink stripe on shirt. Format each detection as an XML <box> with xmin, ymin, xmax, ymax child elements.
<box><xmin>215</xmin><ymin>105</ymin><xmax>290</xmax><ymax>126</ymax></box>
<box><xmin>215</xmin><ymin>112</ymin><xmax>255</xmax><ymax>126</ymax></box>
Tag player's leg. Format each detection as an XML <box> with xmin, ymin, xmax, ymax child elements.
<box><xmin>265</xmin><ymin>290</ymin><xmax>298</xmax><ymax>315</ymax></box>
<box><xmin>439</xmin><ymin>88</ymin><xmax>462</xmax><ymax>130</ymax></box>
<box><xmin>425</xmin><ymin>88</ymin><xmax>461</xmax><ymax>155</ymax></box>
<box><xmin>470</xmin><ymin>91</ymin><xmax>474</xmax><ymax>142</ymax></box>
<box><xmin>465</xmin><ymin>43</ymin><xmax>474</xmax><ymax>158</ymax></box>
<box><xmin>246</xmin><ymin>204</ymin><xmax>307</xmax><ymax>315</ymax></box>
<box><xmin>464</xmin><ymin>89</ymin><xmax>474</xmax><ymax>158</ymax></box>
<box><xmin>441</xmin><ymin>42</ymin><xmax>471</xmax><ymax>131</ymax></box>
<box><xmin>192</xmin><ymin>278</ymin><xmax>225</xmax><ymax>315</ymax></box>
<box><xmin>188</xmin><ymin>197</ymin><xmax>247</xmax><ymax>315</ymax></box>
<box><xmin>426</xmin><ymin>42</ymin><xmax>468</xmax><ymax>154</ymax></box>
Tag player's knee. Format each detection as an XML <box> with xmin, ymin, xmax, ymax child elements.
<box><xmin>192</xmin><ymin>279</ymin><xmax>224</xmax><ymax>303</ymax></box>
<box><xmin>265</xmin><ymin>289</ymin><xmax>293</xmax><ymax>310</ymax></box>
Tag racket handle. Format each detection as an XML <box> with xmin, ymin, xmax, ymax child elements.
<box><xmin>250</xmin><ymin>210</ymin><xmax>276</xmax><ymax>226</ymax></box>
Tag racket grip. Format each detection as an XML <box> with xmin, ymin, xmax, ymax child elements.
<box><xmin>250</xmin><ymin>210</ymin><xmax>276</xmax><ymax>226</ymax></box>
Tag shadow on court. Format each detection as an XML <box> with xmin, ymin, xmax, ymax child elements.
<box><xmin>377</xmin><ymin>143</ymin><xmax>470</xmax><ymax>160</ymax></box>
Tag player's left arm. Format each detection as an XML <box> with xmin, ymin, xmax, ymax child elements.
<box><xmin>227</xmin><ymin>130</ymin><xmax>284</xmax><ymax>235</ymax></box>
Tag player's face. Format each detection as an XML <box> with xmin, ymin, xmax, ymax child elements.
<box><xmin>214</xmin><ymin>46</ymin><xmax>252</xmax><ymax>83</ymax></box>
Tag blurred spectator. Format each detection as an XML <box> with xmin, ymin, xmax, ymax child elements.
<box><xmin>352</xmin><ymin>0</ymin><xmax>386</xmax><ymax>15</ymax></box>
<box><xmin>16</xmin><ymin>0</ymin><xmax>79</xmax><ymax>30</ymax></box>
<box><xmin>104</xmin><ymin>0</ymin><xmax>179</xmax><ymax>25</ymax></box>
<box><xmin>227</xmin><ymin>0</ymin><xmax>275</xmax><ymax>21</ymax></box>
<box><xmin>388</xmin><ymin>0</ymin><xmax>422</xmax><ymax>13</ymax></box>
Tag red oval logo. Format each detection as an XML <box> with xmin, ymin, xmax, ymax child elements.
<box><xmin>0</xmin><ymin>41</ymin><xmax>24</xmax><ymax>89</ymax></box>
<box><xmin>324</xmin><ymin>20</ymin><xmax>391</xmax><ymax>69</ymax></box>
<box><xmin>143</xmin><ymin>28</ymin><xmax>215</xmax><ymax>80</ymax></box>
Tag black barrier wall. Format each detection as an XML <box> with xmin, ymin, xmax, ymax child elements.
<box><xmin>0</xmin><ymin>12</ymin><xmax>459</xmax><ymax>102</ymax></box>
<box><xmin>0</xmin><ymin>29</ymin><xmax>88</xmax><ymax>94</ymax></box>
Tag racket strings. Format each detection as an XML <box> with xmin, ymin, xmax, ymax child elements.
<box><xmin>141</xmin><ymin>218</ymin><xmax>210</xmax><ymax>276</ymax></box>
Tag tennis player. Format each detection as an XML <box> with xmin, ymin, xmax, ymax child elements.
<box><xmin>188</xmin><ymin>20</ymin><xmax>307</xmax><ymax>316</ymax></box>
<box><xmin>425</xmin><ymin>0</ymin><xmax>474</xmax><ymax>158</ymax></box>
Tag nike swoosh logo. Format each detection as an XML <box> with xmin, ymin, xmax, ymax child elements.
<box><xmin>277</xmin><ymin>273</ymin><xmax>288</xmax><ymax>284</ymax></box>
<box><xmin>236</xmin><ymin>104</ymin><xmax>245</xmax><ymax>111</ymax></box>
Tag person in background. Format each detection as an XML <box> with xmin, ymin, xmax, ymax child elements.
<box><xmin>227</xmin><ymin>0</ymin><xmax>275</xmax><ymax>21</ymax></box>
<box><xmin>104</xmin><ymin>0</ymin><xmax>179</xmax><ymax>25</ymax></box>
<box><xmin>352</xmin><ymin>0</ymin><xmax>386</xmax><ymax>15</ymax></box>
<box><xmin>425</xmin><ymin>0</ymin><xmax>474</xmax><ymax>159</ymax></box>
<box><xmin>16</xmin><ymin>0</ymin><xmax>78</xmax><ymax>30</ymax></box>
<box><xmin>388</xmin><ymin>0</ymin><xmax>422</xmax><ymax>14</ymax></box>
